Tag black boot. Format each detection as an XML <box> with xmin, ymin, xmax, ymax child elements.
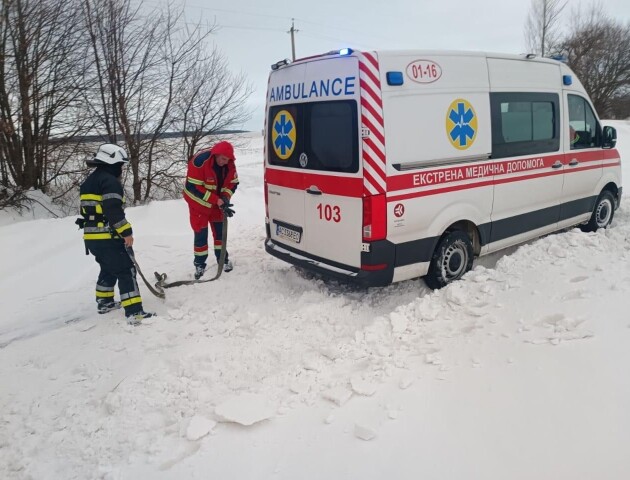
<box><xmin>97</xmin><ymin>299</ymin><xmax>121</xmax><ymax>314</ymax></box>
<box><xmin>125</xmin><ymin>310</ymin><xmax>155</xmax><ymax>325</ymax></box>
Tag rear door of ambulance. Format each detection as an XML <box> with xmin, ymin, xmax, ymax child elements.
<box><xmin>265</xmin><ymin>55</ymin><xmax>363</xmax><ymax>269</ymax></box>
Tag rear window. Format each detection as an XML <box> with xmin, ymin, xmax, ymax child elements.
<box><xmin>268</xmin><ymin>100</ymin><xmax>359</xmax><ymax>173</ymax></box>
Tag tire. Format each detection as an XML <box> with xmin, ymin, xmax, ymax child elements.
<box><xmin>580</xmin><ymin>190</ymin><xmax>615</xmax><ymax>233</ymax></box>
<box><xmin>424</xmin><ymin>230</ymin><xmax>474</xmax><ymax>290</ymax></box>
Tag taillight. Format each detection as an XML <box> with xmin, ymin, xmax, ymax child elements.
<box><xmin>362</xmin><ymin>194</ymin><xmax>386</xmax><ymax>241</ymax></box>
<box><xmin>264</xmin><ymin>179</ymin><xmax>269</xmax><ymax>216</ymax></box>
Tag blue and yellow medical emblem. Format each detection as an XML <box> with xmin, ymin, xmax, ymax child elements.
<box><xmin>446</xmin><ymin>99</ymin><xmax>477</xmax><ymax>150</ymax></box>
<box><xmin>272</xmin><ymin>110</ymin><xmax>296</xmax><ymax>160</ymax></box>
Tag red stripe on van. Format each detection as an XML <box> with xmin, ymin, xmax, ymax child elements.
<box><xmin>363</xmin><ymin>149</ymin><xmax>386</xmax><ymax>172</ymax></box>
<box><xmin>603</xmin><ymin>148</ymin><xmax>620</xmax><ymax>160</ymax></box>
<box><xmin>361</xmin><ymin>51</ymin><xmax>380</xmax><ymax>71</ymax></box>
<box><xmin>265</xmin><ymin>169</ymin><xmax>303</xmax><ymax>190</ymax></box>
<box><xmin>359</xmin><ymin>62</ymin><xmax>382</xmax><ymax>93</ymax></box>
<box><xmin>265</xmin><ymin>168</ymin><xmax>364</xmax><ymax>197</ymax></box>
<box><xmin>387</xmin><ymin>154</ymin><xmax>565</xmax><ymax>192</ymax></box>
<box><xmin>387</xmin><ymin>162</ymin><xmax>619</xmax><ymax>202</ymax></box>
<box><xmin>364</xmin><ymin>137</ymin><xmax>386</xmax><ymax>163</ymax></box>
<box><xmin>363</xmin><ymin>168</ymin><xmax>384</xmax><ymax>193</ymax></box>
<box><xmin>358</xmin><ymin>51</ymin><xmax>387</xmax><ymax>198</ymax></box>
<box><xmin>360</xmin><ymin>83</ymin><xmax>384</xmax><ymax>115</ymax></box>
<box><xmin>361</xmin><ymin>115</ymin><xmax>386</xmax><ymax>146</ymax></box>
<box><xmin>569</xmin><ymin>150</ymin><xmax>604</xmax><ymax>162</ymax></box>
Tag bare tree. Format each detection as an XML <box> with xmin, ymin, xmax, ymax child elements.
<box><xmin>81</xmin><ymin>0</ymin><xmax>252</xmax><ymax>204</ymax></box>
<box><xmin>175</xmin><ymin>47</ymin><xmax>253</xmax><ymax>160</ymax></box>
<box><xmin>0</xmin><ymin>0</ymin><xmax>92</xmax><ymax>193</ymax></box>
<box><xmin>524</xmin><ymin>0</ymin><xmax>567</xmax><ymax>56</ymax></box>
<box><xmin>561</xmin><ymin>4</ymin><xmax>630</xmax><ymax>117</ymax></box>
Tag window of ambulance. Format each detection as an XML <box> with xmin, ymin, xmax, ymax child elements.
<box><xmin>490</xmin><ymin>92</ymin><xmax>559</xmax><ymax>158</ymax></box>
<box><xmin>568</xmin><ymin>94</ymin><xmax>600</xmax><ymax>149</ymax></box>
<box><xmin>268</xmin><ymin>100</ymin><xmax>359</xmax><ymax>173</ymax></box>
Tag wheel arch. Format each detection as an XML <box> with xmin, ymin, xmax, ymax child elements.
<box><xmin>601</xmin><ymin>182</ymin><xmax>620</xmax><ymax>208</ymax></box>
<box><xmin>442</xmin><ymin>219</ymin><xmax>482</xmax><ymax>256</ymax></box>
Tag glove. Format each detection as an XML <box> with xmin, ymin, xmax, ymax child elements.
<box><xmin>220</xmin><ymin>201</ymin><xmax>235</xmax><ymax>218</ymax></box>
<box><xmin>75</xmin><ymin>217</ymin><xmax>86</xmax><ymax>229</ymax></box>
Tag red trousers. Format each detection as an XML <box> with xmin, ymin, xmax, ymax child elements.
<box><xmin>189</xmin><ymin>207</ymin><xmax>226</xmax><ymax>267</ymax></box>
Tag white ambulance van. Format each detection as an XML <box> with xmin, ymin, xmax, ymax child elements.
<box><xmin>263</xmin><ymin>49</ymin><xmax>622</xmax><ymax>289</ymax></box>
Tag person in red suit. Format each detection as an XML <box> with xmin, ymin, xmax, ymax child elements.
<box><xmin>183</xmin><ymin>141</ymin><xmax>238</xmax><ymax>279</ymax></box>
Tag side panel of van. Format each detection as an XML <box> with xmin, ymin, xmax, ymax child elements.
<box><xmin>484</xmin><ymin>59</ymin><xmax>563</xmax><ymax>250</ymax></box>
<box><xmin>378</xmin><ymin>53</ymin><xmax>493</xmax><ymax>280</ymax></box>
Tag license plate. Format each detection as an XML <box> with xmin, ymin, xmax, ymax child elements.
<box><xmin>276</xmin><ymin>224</ymin><xmax>301</xmax><ymax>243</ymax></box>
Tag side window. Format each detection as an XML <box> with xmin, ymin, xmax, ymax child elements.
<box><xmin>490</xmin><ymin>92</ymin><xmax>559</xmax><ymax>159</ymax></box>
<box><xmin>568</xmin><ymin>94</ymin><xmax>600</xmax><ymax>149</ymax></box>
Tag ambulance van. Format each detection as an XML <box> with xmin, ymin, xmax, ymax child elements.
<box><xmin>263</xmin><ymin>49</ymin><xmax>622</xmax><ymax>289</ymax></box>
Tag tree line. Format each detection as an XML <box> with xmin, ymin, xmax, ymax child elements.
<box><xmin>525</xmin><ymin>0</ymin><xmax>630</xmax><ymax>119</ymax></box>
<box><xmin>0</xmin><ymin>0</ymin><xmax>251</xmax><ymax>210</ymax></box>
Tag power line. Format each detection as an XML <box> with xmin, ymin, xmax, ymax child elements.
<box><xmin>293</xmin><ymin>17</ymin><xmax>396</xmax><ymax>44</ymax></box>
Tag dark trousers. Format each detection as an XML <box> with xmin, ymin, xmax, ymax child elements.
<box><xmin>86</xmin><ymin>240</ymin><xmax>143</xmax><ymax>316</ymax></box>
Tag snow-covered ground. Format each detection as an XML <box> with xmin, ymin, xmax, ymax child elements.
<box><xmin>1</xmin><ymin>123</ymin><xmax>629</xmax><ymax>480</ymax></box>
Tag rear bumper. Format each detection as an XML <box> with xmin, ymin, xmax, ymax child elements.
<box><xmin>265</xmin><ymin>236</ymin><xmax>395</xmax><ymax>287</ymax></box>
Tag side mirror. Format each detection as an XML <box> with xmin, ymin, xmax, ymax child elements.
<box><xmin>602</xmin><ymin>125</ymin><xmax>617</xmax><ymax>149</ymax></box>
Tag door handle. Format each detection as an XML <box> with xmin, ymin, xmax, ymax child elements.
<box><xmin>551</xmin><ymin>161</ymin><xmax>563</xmax><ymax>169</ymax></box>
<box><xmin>568</xmin><ymin>158</ymin><xmax>579</xmax><ymax>166</ymax></box>
<box><xmin>306</xmin><ymin>186</ymin><xmax>322</xmax><ymax>195</ymax></box>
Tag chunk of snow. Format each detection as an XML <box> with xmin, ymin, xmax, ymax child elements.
<box><xmin>354</xmin><ymin>422</ymin><xmax>378</xmax><ymax>441</ymax></box>
<box><xmin>214</xmin><ymin>394</ymin><xmax>275</xmax><ymax>426</ymax></box>
<box><xmin>186</xmin><ymin>415</ymin><xmax>216</xmax><ymax>441</ymax></box>
<box><xmin>350</xmin><ymin>376</ymin><xmax>377</xmax><ymax>396</ymax></box>
<box><xmin>399</xmin><ymin>375</ymin><xmax>414</xmax><ymax>390</ymax></box>
<box><xmin>322</xmin><ymin>386</ymin><xmax>353</xmax><ymax>406</ymax></box>
<box><xmin>390</xmin><ymin>312</ymin><xmax>408</xmax><ymax>333</ymax></box>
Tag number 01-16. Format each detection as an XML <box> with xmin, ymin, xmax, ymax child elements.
<box><xmin>317</xmin><ymin>203</ymin><xmax>341</xmax><ymax>222</ymax></box>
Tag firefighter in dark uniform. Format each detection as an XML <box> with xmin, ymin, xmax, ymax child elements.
<box><xmin>79</xmin><ymin>144</ymin><xmax>154</xmax><ymax>324</ymax></box>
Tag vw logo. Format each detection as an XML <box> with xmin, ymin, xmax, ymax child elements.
<box><xmin>299</xmin><ymin>152</ymin><xmax>308</xmax><ymax>168</ymax></box>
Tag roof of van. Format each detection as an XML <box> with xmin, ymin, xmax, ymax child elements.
<box><xmin>376</xmin><ymin>50</ymin><xmax>562</xmax><ymax>63</ymax></box>
<box><xmin>289</xmin><ymin>49</ymin><xmax>564</xmax><ymax>67</ymax></box>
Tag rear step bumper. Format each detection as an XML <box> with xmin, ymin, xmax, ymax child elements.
<box><xmin>265</xmin><ymin>237</ymin><xmax>395</xmax><ymax>287</ymax></box>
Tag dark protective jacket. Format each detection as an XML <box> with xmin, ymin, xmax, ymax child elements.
<box><xmin>183</xmin><ymin>149</ymin><xmax>239</xmax><ymax>221</ymax></box>
<box><xmin>79</xmin><ymin>165</ymin><xmax>132</xmax><ymax>241</ymax></box>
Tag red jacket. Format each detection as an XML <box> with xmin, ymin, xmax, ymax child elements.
<box><xmin>183</xmin><ymin>143</ymin><xmax>238</xmax><ymax>221</ymax></box>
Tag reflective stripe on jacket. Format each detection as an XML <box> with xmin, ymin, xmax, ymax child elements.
<box><xmin>79</xmin><ymin>167</ymin><xmax>132</xmax><ymax>241</ymax></box>
<box><xmin>183</xmin><ymin>149</ymin><xmax>239</xmax><ymax>218</ymax></box>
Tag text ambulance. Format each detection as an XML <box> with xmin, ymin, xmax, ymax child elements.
<box><xmin>264</xmin><ymin>49</ymin><xmax>622</xmax><ymax>289</ymax></box>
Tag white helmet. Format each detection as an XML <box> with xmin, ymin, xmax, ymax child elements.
<box><xmin>91</xmin><ymin>143</ymin><xmax>128</xmax><ymax>165</ymax></box>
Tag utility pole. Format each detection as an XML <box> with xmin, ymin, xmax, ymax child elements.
<box><xmin>288</xmin><ymin>18</ymin><xmax>298</xmax><ymax>61</ymax></box>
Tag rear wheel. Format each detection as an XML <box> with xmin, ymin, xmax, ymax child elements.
<box><xmin>580</xmin><ymin>190</ymin><xmax>615</xmax><ymax>232</ymax></box>
<box><xmin>424</xmin><ymin>230</ymin><xmax>474</xmax><ymax>290</ymax></box>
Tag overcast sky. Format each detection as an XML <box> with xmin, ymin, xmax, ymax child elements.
<box><xmin>156</xmin><ymin>0</ymin><xmax>630</xmax><ymax>131</ymax></box>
